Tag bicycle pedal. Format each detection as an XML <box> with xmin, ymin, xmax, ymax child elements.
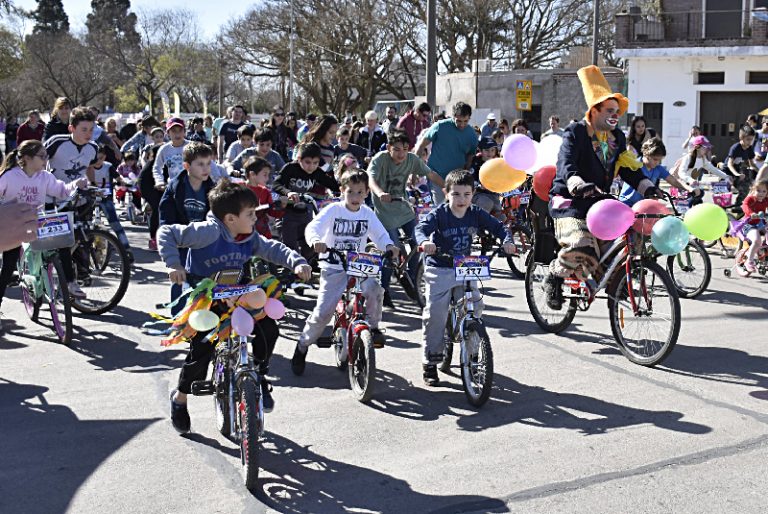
<box><xmin>316</xmin><ymin>336</ymin><xmax>334</xmax><ymax>348</ymax></box>
<box><xmin>191</xmin><ymin>380</ymin><xmax>215</xmax><ymax>396</ymax></box>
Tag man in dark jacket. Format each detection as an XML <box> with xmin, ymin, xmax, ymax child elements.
<box><xmin>544</xmin><ymin>66</ymin><xmax>659</xmax><ymax>310</ymax></box>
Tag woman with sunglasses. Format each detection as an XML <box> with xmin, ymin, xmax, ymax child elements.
<box><xmin>267</xmin><ymin>105</ymin><xmax>297</xmax><ymax>161</ymax></box>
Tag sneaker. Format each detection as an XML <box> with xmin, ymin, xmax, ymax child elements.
<box><xmin>542</xmin><ymin>273</ymin><xmax>564</xmax><ymax>311</ymax></box>
<box><xmin>148</xmin><ymin>239</ymin><xmax>158</xmax><ymax>251</ymax></box>
<box><xmin>169</xmin><ymin>390</ymin><xmax>191</xmax><ymax>433</ymax></box>
<box><xmin>291</xmin><ymin>344</ymin><xmax>307</xmax><ymax>376</ymax></box>
<box><xmin>261</xmin><ymin>379</ymin><xmax>275</xmax><ymax>413</ymax></box>
<box><xmin>68</xmin><ymin>282</ymin><xmax>87</xmax><ymax>299</ymax></box>
<box><xmin>383</xmin><ymin>290</ymin><xmax>395</xmax><ymax>309</ymax></box>
<box><xmin>371</xmin><ymin>328</ymin><xmax>385</xmax><ymax>348</ymax></box>
<box><xmin>423</xmin><ymin>364</ymin><xmax>439</xmax><ymax>387</ymax></box>
<box><xmin>745</xmin><ymin>260</ymin><xmax>757</xmax><ymax>273</ymax></box>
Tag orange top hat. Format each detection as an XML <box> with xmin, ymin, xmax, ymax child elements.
<box><xmin>577</xmin><ymin>65</ymin><xmax>628</xmax><ymax>120</ymax></box>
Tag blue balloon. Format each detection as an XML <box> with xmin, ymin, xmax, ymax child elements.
<box><xmin>651</xmin><ymin>216</ymin><xmax>690</xmax><ymax>255</ymax></box>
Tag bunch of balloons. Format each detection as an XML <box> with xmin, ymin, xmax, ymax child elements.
<box><xmin>479</xmin><ymin>133</ymin><xmax>563</xmax><ymax>194</ymax></box>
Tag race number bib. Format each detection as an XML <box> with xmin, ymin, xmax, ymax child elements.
<box><xmin>212</xmin><ymin>284</ymin><xmax>261</xmax><ymax>300</ymax></box>
<box><xmin>346</xmin><ymin>252</ymin><xmax>383</xmax><ymax>278</ymax></box>
<box><xmin>712</xmin><ymin>181</ymin><xmax>730</xmax><ymax>194</ymax></box>
<box><xmin>415</xmin><ymin>205</ymin><xmax>431</xmax><ymax>221</ymax></box>
<box><xmin>454</xmin><ymin>255</ymin><xmax>490</xmax><ymax>281</ymax></box>
<box><xmin>501</xmin><ymin>189</ymin><xmax>520</xmax><ymax>198</ymax></box>
<box><xmin>674</xmin><ymin>199</ymin><xmax>690</xmax><ymax>214</ymax></box>
<box><xmin>37</xmin><ymin>213</ymin><xmax>72</xmax><ymax>239</ymax></box>
<box><xmin>519</xmin><ymin>191</ymin><xmax>531</xmax><ymax>205</ymax></box>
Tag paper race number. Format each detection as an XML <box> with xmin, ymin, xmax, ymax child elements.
<box><xmin>37</xmin><ymin>213</ymin><xmax>72</xmax><ymax>239</ymax></box>
<box><xmin>712</xmin><ymin>181</ymin><xmax>730</xmax><ymax>194</ymax></box>
<box><xmin>212</xmin><ymin>284</ymin><xmax>261</xmax><ymax>300</ymax></box>
<box><xmin>346</xmin><ymin>252</ymin><xmax>383</xmax><ymax>278</ymax></box>
<box><xmin>415</xmin><ymin>205</ymin><xmax>431</xmax><ymax>220</ymax></box>
<box><xmin>454</xmin><ymin>255</ymin><xmax>490</xmax><ymax>281</ymax></box>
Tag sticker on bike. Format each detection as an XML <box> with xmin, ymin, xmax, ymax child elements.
<box><xmin>346</xmin><ymin>252</ymin><xmax>383</xmax><ymax>278</ymax></box>
<box><xmin>454</xmin><ymin>255</ymin><xmax>491</xmax><ymax>281</ymax></box>
<box><xmin>212</xmin><ymin>284</ymin><xmax>262</xmax><ymax>300</ymax></box>
<box><xmin>37</xmin><ymin>213</ymin><xmax>72</xmax><ymax>239</ymax></box>
<box><xmin>415</xmin><ymin>205</ymin><xmax>432</xmax><ymax>220</ymax></box>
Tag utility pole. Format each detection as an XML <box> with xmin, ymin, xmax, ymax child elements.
<box><xmin>289</xmin><ymin>0</ymin><xmax>295</xmax><ymax>112</ymax></box>
<box><xmin>592</xmin><ymin>0</ymin><xmax>600</xmax><ymax>65</ymax></box>
<box><xmin>426</xmin><ymin>0</ymin><xmax>436</xmax><ymax>106</ymax></box>
<box><xmin>218</xmin><ymin>56</ymin><xmax>223</xmax><ymax>116</ymax></box>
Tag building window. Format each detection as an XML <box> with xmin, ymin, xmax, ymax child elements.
<box><xmin>696</xmin><ymin>72</ymin><xmax>725</xmax><ymax>85</ymax></box>
<box><xmin>747</xmin><ymin>71</ymin><xmax>768</xmax><ymax>84</ymax></box>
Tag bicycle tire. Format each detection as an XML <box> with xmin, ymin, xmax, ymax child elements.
<box><xmin>19</xmin><ymin>257</ymin><xmax>41</xmax><ymax>321</ymax></box>
<box><xmin>438</xmin><ymin>315</ymin><xmax>454</xmax><ymax>373</ymax></box>
<box><xmin>349</xmin><ymin>329</ymin><xmax>375</xmax><ymax>402</ymax></box>
<box><xmin>460</xmin><ymin>322</ymin><xmax>493</xmax><ymax>407</ymax></box>
<box><xmin>607</xmin><ymin>260</ymin><xmax>680</xmax><ymax>366</ymax></box>
<box><xmin>238</xmin><ymin>377</ymin><xmax>262</xmax><ymax>493</ymax></box>
<box><xmin>414</xmin><ymin>261</ymin><xmax>426</xmax><ymax>309</ymax></box>
<box><xmin>48</xmin><ymin>258</ymin><xmax>73</xmax><ymax>345</ymax></box>
<box><xmin>666</xmin><ymin>240</ymin><xmax>711</xmax><ymax>299</ymax></box>
<box><xmin>333</xmin><ymin>327</ymin><xmax>348</xmax><ymax>370</ymax></box>
<box><xmin>525</xmin><ymin>259</ymin><xmax>577</xmax><ymax>333</ymax></box>
<box><xmin>505</xmin><ymin>225</ymin><xmax>533</xmax><ymax>279</ymax></box>
<box><xmin>71</xmin><ymin>229</ymin><xmax>131</xmax><ymax>315</ymax></box>
<box><xmin>213</xmin><ymin>350</ymin><xmax>232</xmax><ymax>439</ymax></box>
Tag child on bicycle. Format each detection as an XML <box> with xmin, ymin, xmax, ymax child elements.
<box><xmin>727</xmin><ymin>125</ymin><xmax>759</xmax><ymax>209</ymax></box>
<box><xmin>741</xmin><ymin>180</ymin><xmax>768</xmax><ymax>272</ymax></box>
<box><xmin>158</xmin><ymin>179</ymin><xmax>311</xmax><ymax>432</ymax></box>
<box><xmin>0</xmin><ymin>140</ymin><xmax>87</xmax><ymax>327</ymax></box>
<box><xmin>470</xmin><ymin>136</ymin><xmax>504</xmax><ymax>218</ymax></box>
<box><xmin>89</xmin><ymin>145</ymin><xmax>134</xmax><ymax>262</ymax></box>
<box><xmin>290</xmin><ymin>169</ymin><xmax>398</xmax><ymax>375</ymax></box>
<box><xmin>243</xmin><ymin>155</ymin><xmax>286</xmax><ymax>239</ymax></box>
<box><xmin>415</xmin><ymin>170</ymin><xmax>514</xmax><ymax>386</ymax></box>
<box><xmin>115</xmin><ymin>151</ymin><xmax>141</xmax><ymax>209</ymax></box>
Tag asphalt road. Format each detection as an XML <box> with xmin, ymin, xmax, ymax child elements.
<box><xmin>1</xmin><ymin>222</ymin><xmax>767</xmax><ymax>514</ymax></box>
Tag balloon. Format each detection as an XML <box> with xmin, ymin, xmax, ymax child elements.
<box><xmin>501</xmin><ymin>134</ymin><xmax>537</xmax><ymax>171</ymax></box>
<box><xmin>239</xmin><ymin>288</ymin><xmax>267</xmax><ymax>309</ymax></box>
<box><xmin>651</xmin><ymin>216</ymin><xmax>690</xmax><ymax>255</ymax></box>
<box><xmin>631</xmin><ymin>199</ymin><xmax>671</xmax><ymax>236</ymax></box>
<box><xmin>264</xmin><ymin>298</ymin><xmax>286</xmax><ymax>320</ymax></box>
<box><xmin>231</xmin><ymin>306</ymin><xmax>254</xmax><ymax>336</ymax></box>
<box><xmin>188</xmin><ymin>309</ymin><xmax>219</xmax><ymax>332</ymax></box>
<box><xmin>534</xmin><ymin>134</ymin><xmax>563</xmax><ymax>169</ymax></box>
<box><xmin>479</xmin><ymin>158</ymin><xmax>527</xmax><ymax>193</ymax></box>
<box><xmin>683</xmin><ymin>203</ymin><xmax>729</xmax><ymax>241</ymax></box>
<box><xmin>525</xmin><ymin>142</ymin><xmax>540</xmax><ymax>174</ymax></box>
<box><xmin>532</xmin><ymin>165</ymin><xmax>557</xmax><ymax>202</ymax></box>
<box><xmin>586</xmin><ymin>199</ymin><xmax>635</xmax><ymax>240</ymax></box>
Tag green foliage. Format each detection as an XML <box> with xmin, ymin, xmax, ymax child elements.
<box><xmin>113</xmin><ymin>84</ymin><xmax>144</xmax><ymax>112</ymax></box>
<box><xmin>32</xmin><ymin>0</ymin><xmax>69</xmax><ymax>34</ymax></box>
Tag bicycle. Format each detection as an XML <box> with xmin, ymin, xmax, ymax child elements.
<box><xmin>64</xmin><ymin>188</ymin><xmax>132</xmax><ymax>314</ymax></box>
<box><xmin>430</xmin><ymin>246</ymin><xmax>506</xmax><ymax>407</ymax></box>
<box><xmin>724</xmin><ymin>212</ymin><xmax>768</xmax><ymax>278</ymax></box>
<box><xmin>18</xmin><ymin>210</ymin><xmax>74</xmax><ymax>345</ymax></box>
<box><xmin>525</xmin><ymin>209</ymin><xmax>681</xmax><ymax>367</ymax></box>
<box><xmin>315</xmin><ymin>249</ymin><xmax>387</xmax><ymax>402</ymax></box>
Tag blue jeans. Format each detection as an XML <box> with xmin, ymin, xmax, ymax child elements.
<box><xmin>381</xmin><ymin>218</ymin><xmax>418</xmax><ymax>292</ymax></box>
<box><xmin>99</xmin><ymin>199</ymin><xmax>130</xmax><ymax>249</ymax></box>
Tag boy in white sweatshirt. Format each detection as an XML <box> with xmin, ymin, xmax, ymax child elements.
<box><xmin>291</xmin><ymin>169</ymin><xmax>399</xmax><ymax>376</ymax></box>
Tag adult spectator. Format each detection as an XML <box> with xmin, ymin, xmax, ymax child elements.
<box><xmin>303</xmin><ymin>115</ymin><xmax>339</xmax><ymax>167</ymax></box>
<box><xmin>211</xmin><ymin>107</ymin><xmax>231</xmax><ymax>158</ymax></box>
<box><xmin>397</xmin><ymin>102</ymin><xmax>431</xmax><ymax>148</ymax></box>
<box><xmin>16</xmin><ymin>110</ymin><xmax>44</xmax><ymax>145</ymax></box>
<box><xmin>381</xmin><ymin>105</ymin><xmax>399</xmax><ymax>134</ymax></box>
<box><xmin>203</xmin><ymin>115</ymin><xmax>214</xmax><ymax>143</ymax></box>
<box><xmin>216</xmin><ymin>104</ymin><xmax>247</xmax><ymax>159</ymax></box>
<box><xmin>541</xmin><ymin>115</ymin><xmax>565</xmax><ymax>139</ymax></box>
<box><xmin>412</xmin><ymin>101</ymin><xmax>478</xmax><ymax>203</ymax></box>
<box><xmin>511</xmin><ymin>118</ymin><xmax>533</xmax><ymax>139</ymax></box>
<box><xmin>297</xmin><ymin>113</ymin><xmax>317</xmax><ymax>143</ymax></box>
<box><xmin>626</xmin><ymin>115</ymin><xmax>656</xmax><ymax>155</ymax></box>
<box><xmin>267</xmin><ymin>105</ymin><xmax>297</xmax><ymax>161</ymax></box>
<box><xmin>357</xmin><ymin>110</ymin><xmax>387</xmax><ymax>165</ymax></box>
<box><xmin>4</xmin><ymin>116</ymin><xmax>19</xmax><ymax>152</ymax></box>
<box><xmin>480</xmin><ymin>113</ymin><xmax>498</xmax><ymax>138</ymax></box>
<box><xmin>43</xmin><ymin>97</ymin><xmax>72</xmax><ymax>141</ymax></box>
<box><xmin>105</xmin><ymin>117</ymin><xmax>124</xmax><ymax>149</ymax></box>
<box><xmin>121</xmin><ymin>115</ymin><xmax>160</xmax><ymax>155</ymax></box>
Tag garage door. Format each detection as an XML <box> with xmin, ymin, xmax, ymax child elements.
<box><xmin>699</xmin><ymin>92</ymin><xmax>767</xmax><ymax>159</ymax></box>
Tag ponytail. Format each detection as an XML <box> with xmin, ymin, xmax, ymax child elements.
<box><xmin>0</xmin><ymin>149</ymin><xmax>20</xmax><ymax>176</ymax></box>
<box><xmin>1</xmin><ymin>139</ymin><xmax>44</xmax><ymax>176</ymax></box>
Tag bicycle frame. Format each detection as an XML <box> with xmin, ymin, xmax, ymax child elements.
<box><xmin>216</xmin><ymin>334</ymin><xmax>264</xmax><ymax>438</ymax></box>
<box><xmin>333</xmin><ymin>277</ymin><xmax>372</xmax><ymax>362</ymax></box>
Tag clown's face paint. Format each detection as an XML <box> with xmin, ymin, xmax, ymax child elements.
<box><xmin>591</xmin><ymin>99</ymin><xmax>620</xmax><ymax>132</ymax></box>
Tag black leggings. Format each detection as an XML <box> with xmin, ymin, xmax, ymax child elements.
<box><xmin>0</xmin><ymin>246</ymin><xmax>21</xmax><ymax>307</ymax></box>
<box><xmin>145</xmin><ymin>188</ymin><xmax>161</xmax><ymax>239</ymax></box>
<box><xmin>177</xmin><ymin>310</ymin><xmax>279</xmax><ymax>394</ymax></box>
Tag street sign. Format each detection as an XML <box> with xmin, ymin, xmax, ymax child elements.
<box><xmin>515</xmin><ymin>80</ymin><xmax>532</xmax><ymax>112</ymax></box>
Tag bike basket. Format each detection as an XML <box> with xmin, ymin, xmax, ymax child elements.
<box><xmin>29</xmin><ymin>212</ymin><xmax>75</xmax><ymax>251</ymax></box>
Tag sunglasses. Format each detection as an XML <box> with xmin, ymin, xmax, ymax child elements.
<box><xmin>274</xmin><ymin>112</ymin><xmax>285</xmax><ymax>117</ymax></box>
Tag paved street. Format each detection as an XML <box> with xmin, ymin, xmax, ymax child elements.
<box><xmin>1</xmin><ymin>223</ymin><xmax>767</xmax><ymax>514</ymax></box>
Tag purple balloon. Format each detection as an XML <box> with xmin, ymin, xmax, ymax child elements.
<box><xmin>586</xmin><ymin>199</ymin><xmax>635</xmax><ymax>240</ymax></box>
<box><xmin>501</xmin><ymin>134</ymin><xmax>536</xmax><ymax>171</ymax></box>
<box><xmin>231</xmin><ymin>306</ymin><xmax>254</xmax><ymax>336</ymax></box>
<box><xmin>264</xmin><ymin>298</ymin><xmax>286</xmax><ymax>320</ymax></box>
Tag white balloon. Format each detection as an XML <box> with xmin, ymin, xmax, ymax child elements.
<box><xmin>525</xmin><ymin>141</ymin><xmax>541</xmax><ymax>174</ymax></box>
<box><xmin>188</xmin><ymin>309</ymin><xmax>220</xmax><ymax>332</ymax></box>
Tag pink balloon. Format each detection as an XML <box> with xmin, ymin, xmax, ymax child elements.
<box><xmin>231</xmin><ymin>306</ymin><xmax>254</xmax><ymax>336</ymax></box>
<box><xmin>631</xmin><ymin>199</ymin><xmax>671</xmax><ymax>236</ymax></box>
<box><xmin>586</xmin><ymin>199</ymin><xmax>635</xmax><ymax>240</ymax></box>
<box><xmin>264</xmin><ymin>298</ymin><xmax>286</xmax><ymax>320</ymax></box>
<box><xmin>501</xmin><ymin>134</ymin><xmax>536</xmax><ymax>171</ymax></box>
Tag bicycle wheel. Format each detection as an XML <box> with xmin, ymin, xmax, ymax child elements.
<box><xmin>19</xmin><ymin>258</ymin><xmax>41</xmax><ymax>321</ymax></box>
<box><xmin>460</xmin><ymin>322</ymin><xmax>493</xmax><ymax>407</ymax></box>
<box><xmin>505</xmin><ymin>225</ymin><xmax>533</xmax><ymax>279</ymax></box>
<box><xmin>666</xmin><ymin>240</ymin><xmax>711</xmax><ymax>299</ymax></box>
<box><xmin>333</xmin><ymin>327</ymin><xmax>348</xmax><ymax>370</ymax></box>
<box><xmin>414</xmin><ymin>261</ymin><xmax>426</xmax><ymax>308</ymax></box>
<box><xmin>238</xmin><ymin>377</ymin><xmax>262</xmax><ymax>493</ymax></box>
<box><xmin>47</xmin><ymin>258</ymin><xmax>73</xmax><ymax>345</ymax></box>
<box><xmin>607</xmin><ymin>260</ymin><xmax>680</xmax><ymax>366</ymax></box>
<box><xmin>348</xmin><ymin>329</ymin><xmax>375</xmax><ymax>402</ymax></box>
<box><xmin>71</xmin><ymin>229</ymin><xmax>131</xmax><ymax>314</ymax></box>
<box><xmin>525</xmin><ymin>259</ymin><xmax>577</xmax><ymax>333</ymax></box>
<box><xmin>213</xmin><ymin>350</ymin><xmax>232</xmax><ymax>439</ymax></box>
<box><xmin>438</xmin><ymin>314</ymin><xmax>455</xmax><ymax>373</ymax></box>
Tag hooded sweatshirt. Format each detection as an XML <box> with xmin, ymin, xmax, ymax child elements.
<box><xmin>0</xmin><ymin>166</ymin><xmax>80</xmax><ymax>206</ymax></box>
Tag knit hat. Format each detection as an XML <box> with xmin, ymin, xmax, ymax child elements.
<box><xmin>577</xmin><ymin>65</ymin><xmax>628</xmax><ymax>120</ymax></box>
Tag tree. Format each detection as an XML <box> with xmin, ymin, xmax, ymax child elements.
<box><xmin>85</xmin><ymin>0</ymin><xmax>140</xmax><ymax>56</ymax></box>
<box><xmin>31</xmin><ymin>0</ymin><xmax>69</xmax><ymax>34</ymax></box>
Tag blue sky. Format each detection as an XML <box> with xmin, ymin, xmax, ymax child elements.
<box><xmin>13</xmin><ymin>0</ymin><xmax>254</xmax><ymax>39</ymax></box>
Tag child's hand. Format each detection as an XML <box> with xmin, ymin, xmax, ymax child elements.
<box><xmin>294</xmin><ymin>263</ymin><xmax>312</xmax><ymax>281</ymax></box>
<box><xmin>288</xmin><ymin>192</ymin><xmax>300</xmax><ymax>203</ymax></box>
<box><xmin>422</xmin><ymin>241</ymin><xmax>437</xmax><ymax>255</ymax></box>
<box><xmin>386</xmin><ymin>244</ymin><xmax>400</xmax><ymax>259</ymax></box>
<box><xmin>168</xmin><ymin>266</ymin><xmax>187</xmax><ymax>285</ymax></box>
<box><xmin>279</xmin><ymin>196</ymin><xmax>289</xmax><ymax>207</ymax></box>
<box><xmin>75</xmin><ymin>177</ymin><xmax>89</xmax><ymax>189</ymax></box>
<box><xmin>378</xmin><ymin>192</ymin><xmax>392</xmax><ymax>203</ymax></box>
<box><xmin>312</xmin><ymin>241</ymin><xmax>327</xmax><ymax>253</ymax></box>
<box><xmin>502</xmin><ymin>242</ymin><xmax>515</xmax><ymax>255</ymax></box>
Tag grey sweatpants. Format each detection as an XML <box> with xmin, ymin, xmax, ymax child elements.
<box><xmin>298</xmin><ymin>267</ymin><xmax>384</xmax><ymax>350</ymax></box>
<box><xmin>421</xmin><ymin>266</ymin><xmax>483</xmax><ymax>365</ymax></box>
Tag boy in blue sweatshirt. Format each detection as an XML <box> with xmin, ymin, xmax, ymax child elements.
<box><xmin>158</xmin><ymin>179</ymin><xmax>312</xmax><ymax>433</ymax></box>
<box><xmin>415</xmin><ymin>170</ymin><xmax>514</xmax><ymax>386</ymax></box>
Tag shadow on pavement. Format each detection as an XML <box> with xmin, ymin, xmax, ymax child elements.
<box><xmin>660</xmin><ymin>344</ymin><xmax>768</xmax><ymax>389</ymax></box>
<box><xmin>0</xmin><ymin>379</ymin><xmax>160</xmax><ymax>514</ymax></box>
<box><xmin>695</xmin><ymin>289</ymin><xmax>768</xmax><ymax>311</ymax></box>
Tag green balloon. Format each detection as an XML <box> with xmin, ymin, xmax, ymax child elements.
<box><xmin>683</xmin><ymin>203</ymin><xmax>728</xmax><ymax>241</ymax></box>
<box><xmin>188</xmin><ymin>309</ymin><xmax>219</xmax><ymax>332</ymax></box>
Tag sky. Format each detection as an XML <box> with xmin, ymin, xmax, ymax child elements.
<box><xmin>13</xmin><ymin>0</ymin><xmax>254</xmax><ymax>39</ymax></box>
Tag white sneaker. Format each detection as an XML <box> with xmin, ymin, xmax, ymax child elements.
<box><xmin>68</xmin><ymin>282</ymin><xmax>87</xmax><ymax>299</ymax></box>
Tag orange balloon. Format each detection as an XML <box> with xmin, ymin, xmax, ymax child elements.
<box><xmin>238</xmin><ymin>288</ymin><xmax>267</xmax><ymax>310</ymax></box>
<box><xmin>479</xmin><ymin>158</ymin><xmax>527</xmax><ymax>193</ymax></box>
<box><xmin>533</xmin><ymin>165</ymin><xmax>557</xmax><ymax>202</ymax></box>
